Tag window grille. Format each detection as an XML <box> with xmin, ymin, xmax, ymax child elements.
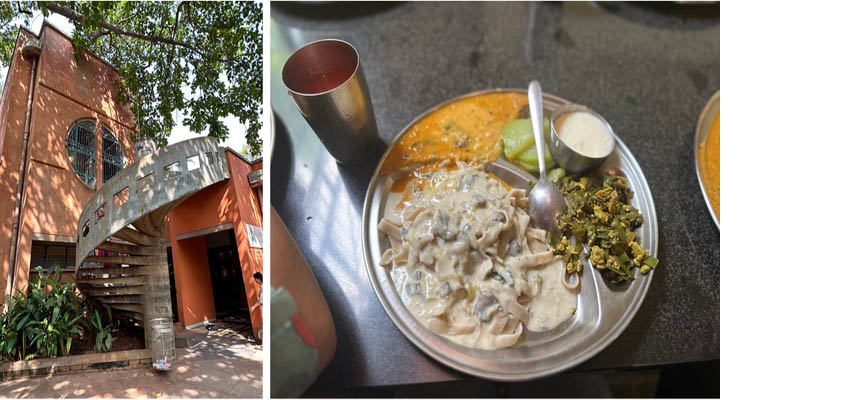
<box><xmin>67</xmin><ymin>120</ymin><xmax>96</xmax><ymax>187</ymax></box>
<box><xmin>30</xmin><ymin>241</ymin><xmax>76</xmax><ymax>272</ymax></box>
<box><xmin>102</xmin><ymin>126</ymin><xmax>124</xmax><ymax>182</ymax></box>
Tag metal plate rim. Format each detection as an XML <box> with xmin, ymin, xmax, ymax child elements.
<box><xmin>694</xmin><ymin>90</ymin><xmax>720</xmax><ymax>230</ymax></box>
<box><xmin>361</xmin><ymin>88</ymin><xmax>658</xmax><ymax>381</ymax></box>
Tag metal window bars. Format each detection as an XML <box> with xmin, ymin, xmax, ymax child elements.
<box><xmin>67</xmin><ymin>120</ymin><xmax>96</xmax><ymax>187</ymax></box>
<box><xmin>102</xmin><ymin>126</ymin><xmax>124</xmax><ymax>183</ymax></box>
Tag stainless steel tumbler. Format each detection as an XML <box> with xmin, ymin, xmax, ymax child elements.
<box><xmin>282</xmin><ymin>39</ymin><xmax>380</xmax><ymax>164</ymax></box>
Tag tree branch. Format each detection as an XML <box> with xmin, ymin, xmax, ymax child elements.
<box><xmin>163</xmin><ymin>1</ymin><xmax>187</xmax><ymax>86</ymax></box>
<box><xmin>47</xmin><ymin>3</ymin><xmax>211</xmax><ymax>59</ymax></box>
<box><xmin>90</xmin><ymin>30</ymin><xmax>110</xmax><ymax>42</ymax></box>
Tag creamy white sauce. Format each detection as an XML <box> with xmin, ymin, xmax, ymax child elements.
<box><xmin>555</xmin><ymin>111</ymin><xmax>614</xmax><ymax>158</ymax></box>
<box><xmin>378</xmin><ymin>165</ymin><xmax>577</xmax><ymax>349</ymax></box>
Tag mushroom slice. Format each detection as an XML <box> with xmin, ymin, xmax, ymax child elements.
<box><xmin>473</xmin><ymin>291</ymin><xmax>501</xmax><ymax>322</ymax></box>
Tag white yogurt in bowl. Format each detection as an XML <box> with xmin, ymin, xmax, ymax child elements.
<box><xmin>555</xmin><ymin>111</ymin><xmax>614</xmax><ymax>158</ymax></box>
<box><xmin>547</xmin><ymin>106</ymin><xmax>616</xmax><ymax>174</ymax></box>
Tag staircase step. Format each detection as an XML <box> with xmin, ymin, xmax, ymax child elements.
<box><xmin>131</xmin><ymin>219</ymin><xmax>162</xmax><ymax>238</ymax></box>
<box><xmin>77</xmin><ymin>266</ymin><xmax>157</xmax><ymax>276</ymax></box>
<box><xmin>93</xmin><ymin>295</ymin><xmax>143</xmax><ymax>304</ymax></box>
<box><xmin>77</xmin><ymin>276</ymin><xmax>147</xmax><ymax>286</ymax></box>
<box><xmin>107</xmin><ymin>304</ymin><xmax>143</xmax><ymax>314</ymax></box>
<box><xmin>96</xmin><ymin>242</ymin><xmax>162</xmax><ymax>256</ymax></box>
<box><xmin>83</xmin><ymin>255</ymin><xmax>166</xmax><ymax>265</ymax></box>
<box><xmin>111</xmin><ymin>309</ymin><xmax>144</xmax><ymax>321</ymax></box>
<box><xmin>113</xmin><ymin>227</ymin><xmax>159</xmax><ymax>246</ymax></box>
<box><xmin>83</xmin><ymin>285</ymin><xmax>146</xmax><ymax>296</ymax></box>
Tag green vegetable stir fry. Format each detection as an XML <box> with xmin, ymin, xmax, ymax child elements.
<box><xmin>547</xmin><ymin>170</ymin><xmax>658</xmax><ymax>283</ymax></box>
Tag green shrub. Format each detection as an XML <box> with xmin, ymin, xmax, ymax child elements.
<box><xmin>0</xmin><ymin>265</ymin><xmax>107</xmax><ymax>361</ymax></box>
<box><xmin>91</xmin><ymin>308</ymin><xmax>116</xmax><ymax>353</ymax></box>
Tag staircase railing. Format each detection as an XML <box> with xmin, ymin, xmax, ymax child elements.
<box><xmin>74</xmin><ymin>137</ymin><xmax>230</xmax><ymax>353</ymax></box>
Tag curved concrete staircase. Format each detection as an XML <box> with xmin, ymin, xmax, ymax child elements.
<box><xmin>74</xmin><ymin>137</ymin><xmax>230</xmax><ymax>351</ymax></box>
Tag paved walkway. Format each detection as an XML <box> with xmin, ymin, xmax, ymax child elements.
<box><xmin>0</xmin><ymin>326</ymin><xmax>262</xmax><ymax>398</ymax></box>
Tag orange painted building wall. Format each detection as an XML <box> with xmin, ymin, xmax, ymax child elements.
<box><xmin>171</xmin><ymin>236</ymin><xmax>216</xmax><ymax>325</ymax></box>
<box><xmin>0</xmin><ymin>30</ymin><xmax>37</xmax><ymax>300</ymax></box>
<box><xmin>167</xmin><ymin>151</ymin><xmax>263</xmax><ymax>336</ymax></box>
<box><xmin>0</xmin><ymin>25</ymin><xmax>135</xmax><ymax>300</ymax></box>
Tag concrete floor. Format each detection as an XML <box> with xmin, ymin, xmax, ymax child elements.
<box><xmin>0</xmin><ymin>325</ymin><xmax>262</xmax><ymax>398</ymax></box>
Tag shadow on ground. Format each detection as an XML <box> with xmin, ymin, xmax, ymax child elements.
<box><xmin>0</xmin><ymin>325</ymin><xmax>263</xmax><ymax>398</ymax></box>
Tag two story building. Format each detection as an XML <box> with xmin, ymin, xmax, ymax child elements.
<box><xmin>0</xmin><ymin>23</ymin><xmax>263</xmax><ymax>339</ymax></box>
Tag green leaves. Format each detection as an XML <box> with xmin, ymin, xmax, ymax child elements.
<box><xmin>91</xmin><ymin>308</ymin><xmax>116</xmax><ymax>353</ymax></box>
<box><xmin>1</xmin><ymin>1</ymin><xmax>263</xmax><ymax>156</ymax></box>
<box><xmin>0</xmin><ymin>265</ymin><xmax>88</xmax><ymax>360</ymax></box>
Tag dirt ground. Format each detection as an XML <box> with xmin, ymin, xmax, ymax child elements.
<box><xmin>68</xmin><ymin>318</ymin><xmax>146</xmax><ymax>356</ymax></box>
<box><xmin>0</xmin><ymin>323</ymin><xmax>262</xmax><ymax>398</ymax></box>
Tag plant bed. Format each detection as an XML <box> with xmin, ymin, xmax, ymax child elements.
<box><xmin>0</xmin><ymin>348</ymin><xmax>153</xmax><ymax>380</ymax></box>
<box><xmin>69</xmin><ymin>317</ymin><xmax>146</xmax><ymax>356</ymax></box>
<box><xmin>1</xmin><ymin>266</ymin><xmax>145</xmax><ymax>364</ymax></box>
<box><xmin>1</xmin><ymin>265</ymin><xmax>152</xmax><ymax>381</ymax></box>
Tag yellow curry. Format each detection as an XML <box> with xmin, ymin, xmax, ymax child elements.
<box><xmin>698</xmin><ymin>112</ymin><xmax>720</xmax><ymax>220</ymax></box>
<box><xmin>381</xmin><ymin>93</ymin><xmax>527</xmax><ymax>192</ymax></box>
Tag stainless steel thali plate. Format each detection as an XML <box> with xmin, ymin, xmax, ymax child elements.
<box><xmin>362</xmin><ymin>89</ymin><xmax>658</xmax><ymax>381</ymax></box>
<box><xmin>694</xmin><ymin>90</ymin><xmax>720</xmax><ymax>230</ymax></box>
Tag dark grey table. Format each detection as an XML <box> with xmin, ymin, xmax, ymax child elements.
<box><xmin>270</xmin><ymin>1</ymin><xmax>719</xmax><ymax>389</ymax></box>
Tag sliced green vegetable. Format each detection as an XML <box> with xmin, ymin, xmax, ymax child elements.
<box><xmin>501</xmin><ymin>119</ymin><xmax>536</xmax><ymax>159</ymax></box>
<box><xmin>644</xmin><ymin>256</ymin><xmax>659</xmax><ymax>269</ymax></box>
<box><xmin>548</xmin><ymin>168</ymin><xmax>566</xmax><ymax>183</ymax></box>
<box><xmin>516</xmin><ymin>143</ymin><xmax>554</xmax><ymax>171</ymax></box>
<box><xmin>516</xmin><ymin>158</ymin><xmax>538</xmax><ymax>173</ymax></box>
<box><xmin>501</xmin><ymin>117</ymin><xmax>553</xmax><ymax>173</ymax></box>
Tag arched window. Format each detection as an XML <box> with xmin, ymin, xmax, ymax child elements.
<box><xmin>102</xmin><ymin>126</ymin><xmax>123</xmax><ymax>182</ymax></box>
<box><xmin>67</xmin><ymin>120</ymin><xmax>96</xmax><ymax>188</ymax></box>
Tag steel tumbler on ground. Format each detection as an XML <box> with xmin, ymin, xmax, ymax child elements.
<box><xmin>282</xmin><ymin>39</ymin><xmax>380</xmax><ymax>164</ymax></box>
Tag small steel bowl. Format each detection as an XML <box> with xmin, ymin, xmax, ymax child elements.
<box><xmin>548</xmin><ymin>104</ymin><xmax>616</xmax><ymax>174</ymax></box>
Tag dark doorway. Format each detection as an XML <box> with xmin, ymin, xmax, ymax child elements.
<box><xmin>206</xmin><ymin>230</ymin><xmax>250</xmax><ymax>320</ymax></box>
<box><xmin>167</xmin><ymin>247</ymin><xmax>179</xmax><ymax>322</ymax></box>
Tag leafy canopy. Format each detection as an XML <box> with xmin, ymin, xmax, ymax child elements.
<box><xmin>0</xmin><ymin>1</ymin><xmax>263</xmax><ymax>156</ymax></box>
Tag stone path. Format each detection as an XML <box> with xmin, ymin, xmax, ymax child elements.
<box><xmin>0</xmin><ymin>325</ymin><xmax>262</xmax><ymax>398</ymax></box>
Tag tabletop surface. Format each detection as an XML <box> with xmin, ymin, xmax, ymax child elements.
<box><xmin>270</xmin><ymin>1</ymin><xmax>719</xmax><ymax>388</ymax></box>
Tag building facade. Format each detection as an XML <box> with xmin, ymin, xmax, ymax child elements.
<box><xmin>0</xmin><ymin>24</ymin><xmax>136</xmax><ymax>299</ymax></box>
<box><xmin>166</xmin><ymin>150</ymin><xmax>263</xmax><ymax>338</ymax></box>
<box><xmin>0</xmin><ymin>24</ymin><xmax>263</xmax><ymax>338</ymax></box>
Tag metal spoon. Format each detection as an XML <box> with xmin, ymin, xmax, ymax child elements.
<box><xmin>527</xmin><ymin>81</ymin><xmax>566</xmax><ymax>241</ymax></box>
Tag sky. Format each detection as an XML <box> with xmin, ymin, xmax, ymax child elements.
<box><xmin>1</xmin><ymin>10</ymin><xmax>255</xmax><ymax>156</ymax></box>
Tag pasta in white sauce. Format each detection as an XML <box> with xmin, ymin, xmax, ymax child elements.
<box><xmin>378</xmin><ymin>164</ymin><xmax>577</xmax><ymax>349</ymax></box>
